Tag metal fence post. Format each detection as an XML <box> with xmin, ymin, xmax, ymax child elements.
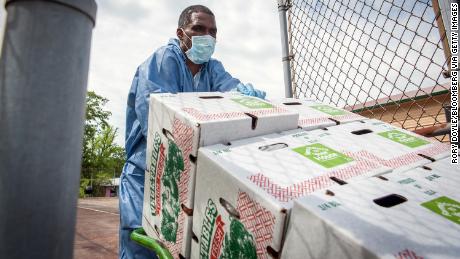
<box><xmin>0</xmin><ymin>1</ymin><xmax>97</xmax><ymax>258</ymax></box>
<box><xmin>277</xmin><ymin>0</ymin><xmax>294</xmax><ymax>98</ymax></box>
<box><xmin>433</xmin><ymin>0</ymin><xmax>453</xmax><ymax>77</ymax></box>
<box><xmin>437</xmin><ymin>0</ymin><xmax>454</xmax><ymax>50</ymax></box>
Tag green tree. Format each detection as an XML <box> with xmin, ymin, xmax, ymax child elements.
<box><xmin>81</xmin><ymin>91</ymin><xmax>125</xmax><ymax>195</ymax></box>
<box><xmin>82</xmin><ymin>91</ymin><xmax>111</xmax><ymax>171</ymax></box>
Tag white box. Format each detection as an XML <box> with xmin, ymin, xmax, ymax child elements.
<box><xmin>422</xmin><ymin>158</ymin><xmax>460</xmax><ymax>181</ymax></box>
<box><xmin>282</xmin><ymin>176</ymin><xmax>460</xmax><ymax>259</ymax></box>
<box><xmin>326</xmin><ymin>119</ymin><xmax>450</xmax><ymax>173</ymax></box>
<box><xmin>142</xmin><ymin>92</ymin><xmax>299</xmax><ymax>258</ymax></box>
<box><xmin>192</xmin><ymin>129</ymin><xmax>390</xmax><ymax>259</ymax></box>
<box><xmin>271</xmin><ymin>98</ymin><xmax>366</xmax><ymax>130</ymax></box>
<box><xmin>385</xmin><ymin>158</ymin><xmax>460</xmax><ymax>194</ymax></box>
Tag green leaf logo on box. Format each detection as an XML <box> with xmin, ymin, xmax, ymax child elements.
<box><xmin>220</xmin><ymin>219</ymin><xmax>257</xmax><ymax>259</ymax></box>
<box><xmin>292</xmin><ymin>143</ymin><xmax>354</xmax><ymax>168</ymax></box>
<box><xmin>310</xmin><ymin>105</ymin><xmax>347</xmax><ymax>115</ymax></box>
<box><xmin>200</xmin><ymin>199</ymin><xmax>257</xmax><ymax>259</ymax></box>
<box><xmin>422</xmin><ymin>196</ymin><xmax>460</xmax><ymax>225</ymax></box>
<box><xmin>149</xmin><ymin>132</ymin><xmax>163</xmax><ymax>216</ymax></box>
<box><xmin>160</xmin><ymin>140</ymin><xmax>184</xmax><ymax>242</ymax></box>
<box><xmin>378</xmin><ymin>130</ymin><xmax>429</xmax><ymax>148</ymax></box>
<box><xmin>231</xmin><ymin>97</ymin><xmax>273</xmax><ymax>109</ymax></box>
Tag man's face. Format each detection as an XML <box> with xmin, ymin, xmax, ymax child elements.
<box><xmin>177</xmin><ymin>11</ymin><xmax>217</xmax><ymax>51</ymax></box>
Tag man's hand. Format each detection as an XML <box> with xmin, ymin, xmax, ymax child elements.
<box><xmin>236</xmin><ymin>83</ymin><xmax>266</xmax><ymax>99</ymax></box>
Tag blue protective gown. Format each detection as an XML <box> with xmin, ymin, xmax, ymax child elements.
<box><xmin>119</xmin><ymin>38</ymin><xmax>240</xmax><ymax>259</ymax></box>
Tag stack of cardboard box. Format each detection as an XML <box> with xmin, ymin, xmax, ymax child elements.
<box><xmin>142</xmin><ymin>92</ymin><xmax>298</xmax><ymax>258</ymax></box>
<box><xmin>191</xmin><ymin>128</ymin><xmax>393</xmax><ymax>258</ymax></box>
<box><xmin>142</xmin><ymin>94</ymin><xmax>456</xmax><ymax>259</ymax></box>
<box><xmin>191</xmin><ymin>120</ymin><xmax>451</xmax><ymax>258</ymax></box>
<box><xmin>282</xmin><ymin>158</ymin><xmax>459</xmax><ymax>259</ymax></box>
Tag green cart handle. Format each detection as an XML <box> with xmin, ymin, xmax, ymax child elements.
<box><xmin>130</xmin><ymin>228</ymin><xmax>173</xmax><ymax>259</ymax></box>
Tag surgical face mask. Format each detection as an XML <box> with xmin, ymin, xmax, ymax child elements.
<box><xmin>181</xmin><ymin>29</ymin><xmax>216</xmax><ymax>64</ymax></box>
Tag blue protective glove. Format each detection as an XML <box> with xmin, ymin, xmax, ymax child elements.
<box><xmin>236</xmin><ymin>83</ymin><xmax>266</xmax><ymax>99</ymax></box>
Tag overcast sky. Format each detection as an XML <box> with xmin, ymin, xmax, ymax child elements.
<box><xmin>1</xmin><ymin>0</ymin><xmax>286</xmax><ymax>146</ymax></box>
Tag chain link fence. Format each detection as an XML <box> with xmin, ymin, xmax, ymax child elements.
<box><xmin>285</xmin><ymin>0</ymin><xmax>451</xmax><ymax>141</ymax></box>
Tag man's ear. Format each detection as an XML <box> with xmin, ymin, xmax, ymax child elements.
<box><xmin>176</xmin><ymin>28</ymin><xmax>183</xmax><ymax>40</ymax></box>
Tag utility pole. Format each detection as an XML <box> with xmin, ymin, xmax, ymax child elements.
<box><xmin>0</xmin><ymin>1</ymin><xmax>97</xmax><ymax>258</ymax></box>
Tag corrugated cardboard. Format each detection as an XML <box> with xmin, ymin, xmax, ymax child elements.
<box><xmin>326</xmin><ymin>119</ymin><xmax>450</xmax><ymax>173</ymax></box>
<box><xmin>192</xmin><ymin>128</ymin><xmax>391</xmax><ymax>259</ymax></box>
<box><xmin>271</xmin><ymin>98</ymin><xmax>366</xmax><ymax>130</ymax></box>
<box><xmin>385</xmin><ymin>158</ymin><xmax>460</xmax><ymax>195</ymax></box>
<box><xmin>282</xmin><ymin>176</ymin><xmax>460</xmax><ymax>259</ymax></box>
<box><xmin>142</xmin><ymin>92</ymin><xmax>299</xmax><ymax>258</ymax></box>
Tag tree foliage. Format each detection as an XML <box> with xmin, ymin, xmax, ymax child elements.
<box><xmin>81</xmin><ymin>91</ymin><xmax>125</xmax><ymax>183</ymax></box>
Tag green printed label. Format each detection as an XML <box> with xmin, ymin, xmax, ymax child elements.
<box><xmin>231</xmin><ymin>97</ymin><xmax>274</xmax><ymax>109</ymax></box>
<box><xmin>318</xmin><ymin>201</ymin><xmax>341</xmax><ymax>211</ymax></box>
<box><xmin>422</xmin><ymin>196</ymin><xmax>460</xmax><ymax>225</ymax></box>
<box><xmin>160</xmin><ymin>140</ymin><xmax>185</xmax><ymax>242</ymax></box>
<box><xmin>292</xmin><ymin>143</ymin><xmax>354</xmax><ymax>168</ymax></box>
<box><xmin>220</xmin><ymin>219</ymin><xmax>257</xmax><ymax>259</ymax></box>
<box><xmin>413</xmin><ymin>184</ymin><xmax>423</xmax><ymax>189</ymax></box>
<box><xmin>200</xmin><ymin>199</ymin><xmax>256</xmax><ymax>259</ymax></box>
<box><xmin>212</xmin><ymin>148</ymin><xmax>231</xmax><ymax>156</ymax></box>
<box><xmin>397</xmin><ymin>178</ymin><xmax>437</xmax><ymax>195</ymax></box>
<box><xmin>310</xmin><ymin>105</ymin><xmax>347</xmax><ymax>115</ymax></box>
<box><xmin>425</xmin><ymin>174</ymin><xmax>441</xmax><ymax>181</ymax></box>
<box><xmin>291</xmin><ymin>131</ymin><xmax>309</xmax><ymax>138</ymax></box>
<box><xmin>397</xmin><ymin>178</ymin><xmax>416</xmax><ymax>185</ymax></box>
<box><xmin>378</xmin><ymin>130</ymin><xmax>430</xmax><ymax>148</ymax></box>
<box><xmin>149</xmin><ymin>132</ymin><xmax>162</xmax><ymax>216</ymax></box>
<box><xmin>200</xmin><ymin>199</ymin><xmax>218</xmax><ymax>259</ymax></box>
<box><xmin>424</xmin><ymin>190</ymin><xmax>436</xmax><ymax>196</ymax></box>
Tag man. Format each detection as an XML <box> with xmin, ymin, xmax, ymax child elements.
<box><xmin>119</xmin><ymin>5</ymin><xmax>265</xmax><ymax>258</ymax></box>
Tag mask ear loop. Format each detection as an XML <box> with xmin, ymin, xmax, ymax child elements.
<box><xmin>180</xmin><ymin>28</ymin><xmax>192</xmax><ymax>51</ymax></box>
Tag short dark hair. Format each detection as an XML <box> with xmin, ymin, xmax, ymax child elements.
<box><xmin>178</xmin><ymin>5</ymin><xmax>214</xmax><ymax>28</ymax></box>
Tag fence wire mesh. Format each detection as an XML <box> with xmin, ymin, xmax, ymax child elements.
<box><xmin>286</xmin><ymin>0</ymin><xmax>451</xmax><ymax>141</ymax></box>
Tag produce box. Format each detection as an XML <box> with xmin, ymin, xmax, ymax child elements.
<box><xmin>326</xmin><ymin>119</ymin><xmax>450</xmax><ymax>173</ymax></box>
<box><xmin>282</xmin><ymin>176</ymin><xmax>460</xmax><ymax>259</ymax></box>
<box><xmin>271</xmin><ymin>98</ymin><xmax>366</xmax><ymax>130</ymax></box>
<box><xmin>385</xmin><ymin>158</ymin><xmax>460</xmax><ymax>194</ymax></box>
<box><xmin>142</xmin><ymin>92</ymin><xmax>299</xmax><ymax>258</ymax></box>
<box><xmin>191</xmin><ymin>128</ymin><xmax>390</xmax><ymax>259</ymax></box>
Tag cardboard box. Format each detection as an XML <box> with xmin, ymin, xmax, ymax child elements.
<box><xmin>142</xmin><ymin>92</ymin><xmax>299</xmax><ymax>258</ymax></box>
<box><xmin>282</xmin><ymin>176</ymin><xmax>460</xmax><ymax>259</ymax></box>
<box><xmin>384</xmin><ymin>158</ymin><xmax>460</xmax><ymax>194</ymax></box>
<box><xmin>326</xmin><ymin>119</ymin><xmax>450</xmax><ymax>173</ymax></box>
<box><xmin>192</xmin><ymin>129</ymin><xmax>390</xmax><ymax>259</ymax></box>
<box><xmin>270</xmin><ymin>98</ymin><xmax>366</xmax><ymax>130</ymax></box>
<box><xmin>421</xmin><ymin>158</ymin><xmax>460</xmax><ymax>182</ymax></box>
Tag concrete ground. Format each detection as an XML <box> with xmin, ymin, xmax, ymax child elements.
<box><xmin>74</xmin><ymin>197</ymin><xmax>119</xmax><ymax>259</ymax></box>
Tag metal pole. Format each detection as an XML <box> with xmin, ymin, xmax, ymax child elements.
<box><xmin>0</xmin><ymin>1</ymin><xmax>97</xmax><ymax>258</ymax></box>
<box><xmin>432</xmin><ymin>0</ymin><xmax>452</xmax><ymax>77</ymax></box>
<box><xmin>437</xmin><ymin>0</ymin><xmax>453</xmax><ymax>50</ymax></box>
<box><xmin>278</xmin><ymin>0</ymin><xmax>293</xmax><ymax>98</ymax></box>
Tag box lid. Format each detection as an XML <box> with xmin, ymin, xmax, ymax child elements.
<box><xmin>271</xmin><ymin>98</ymin><xmax>365</xmax><ymax>129</ymax></box>
<box><xmin>152</xmin><ymin>92</ymin><xmax>298</xmax><ymax>123</ymax></box>
<box><xmin>201</xmin><ymin>128</ymin><xmax>391</xmax><ymax>206</ymax></box>
<box><xmin>325</xmin><ymin>119</ymin><xmax>450</xmax><ymax>171</ymax></box>
<box><xmin>295</xmin><ymin>176</ymin><xmax>460</xmax><ymax>258</ymax></box>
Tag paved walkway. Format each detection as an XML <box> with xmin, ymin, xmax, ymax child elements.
<box><xmin>74</xmin><ymin>198</ymin><xmax>119</xmax><ymax>259</ymax></box>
